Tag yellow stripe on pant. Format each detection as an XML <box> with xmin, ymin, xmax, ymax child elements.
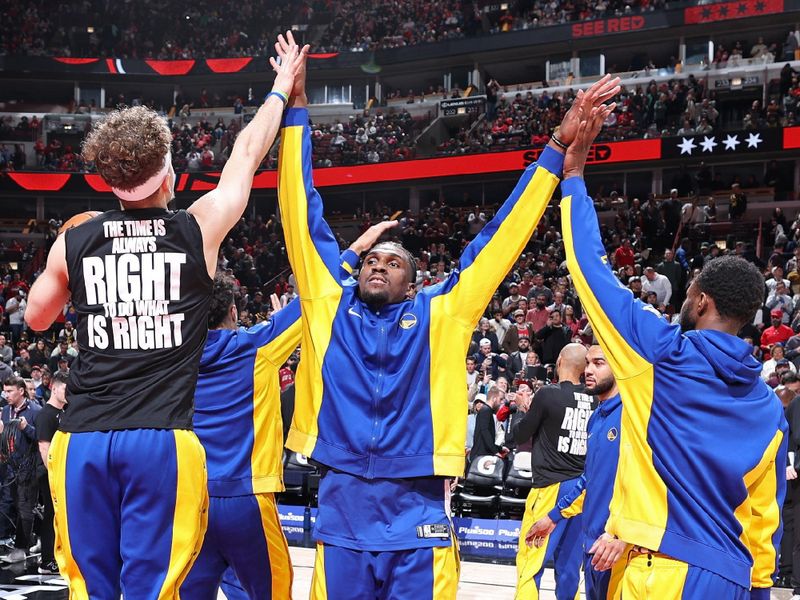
<box><xmin>311</xmin><ymin>542</ymin><xmax>328</xmax><ymax>600</ymax></box>
<box><xmin>432</xmin><ymin>534</ymin><xmax>460</xmax><ymax>599</ymax></box>
<box><xmin>621</xmin><ymin>553</ymin><xmax>688</xmax><ymax>599</ymax></box>
<box><xmin>157</xmin><ymin>430</ymin><xmax>210</xmax><ymax>599</ymax></box>
<box><xmin>516</xmin><ymin>482</ymin><xmax>582</xmax><ymax>600</ymax></box>
<box><xmin>48</xmin><ymin>431</ymin><xmax>90</xmax><ymax>600</ymax></box>
<box><xmin>255</xmin><ymin>492</ymin><xmax>294</xmax><ymax>599</ymax></box>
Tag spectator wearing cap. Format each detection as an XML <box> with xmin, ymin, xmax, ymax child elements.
<box><xmin>767</xmin><ymin>265</ymin><xmax>792</xmax><ymax>296</ymax></box>
<box><xmin>503</xmin><ymin>309</ymin><xmax>535</xmax><ymax>354</ymax></box>
<box><xmin>35</xmin><ymin>368</ymin><xmax>51</xmax><ymax>404</ymax></box>
<box><xmin>642</xmin><ymin>266</ymin><xmax>672</xmax><ymax>309</ymax></box>
<box><xmin>767</xmin><ymin>280</ymin><xmax>794</xmax><ymax>324</ymax></box>
<box><xmin>763</xmin><ymin>343</ymin><xmax>797</xmax><ymax>381</ymax></box>
<box><xmin>5</xmin><ymin>288</ymin><xmax>25</xmax><ymax>342</ymax></box>
<box><xmin>29</xmin><ymin>365</ymin><xmax>43</xmax><ymax>389</ymax></box>
<box><xmin>472</xmin><ymin>318</ymin><xmax>500</xmax><ymax>353</ymax></box>
<box><xmin>628</xmin><ymin>276</ymin><xmax>645</xmax><ymax>300</ymax></box>
<box><xmin>472</xmin><ymin>337</ymin><xmax>507</xmax><ymax>380</ymax></box>
<box><xmin>279</xmin><ymin>284</ymin><xmax>297</xmax><ymax>308</ymax></box>
<box><xmin>47</xmin><ymin>338</ymin><xmax>73</xmax><ymax>373</ymax></box>
<box><xmin>466</xmin><ymin>394</ymin><xmax>488</xmax><ymax>453</ymax></box>
<box><xmin>761</xmin><ymin>309</ymin><xmax>795</xmax><ymax>357</ymax></box>
<box><xmin>508</xmin><ymin>336</ymin><xmax>534</xmax><ymax>375</ymax></box>
<box><xmin>502</xmin><ymin>282</ymin><xmax>524</xmax><ymax>316</ymax></box>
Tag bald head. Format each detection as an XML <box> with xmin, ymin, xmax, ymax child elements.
<box><xmin>556</xmin><ymin>343</ymin><xmax>588</xmax><ymax>384</ymax></box>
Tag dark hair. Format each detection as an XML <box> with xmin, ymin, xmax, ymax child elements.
<box><xmin>51</xmin><ymin>371</ymin><xmax>69</xmax><ymax>386</ymax></box>
<box><xmin>3</xmin><ymin>376</ymin><xmax>27</xmax><ymax>396</ymax></box>
<box><xmin>208</xmin><ymin>273</ymin><xmax>236</xmax><ymax>329</ymax></box>
<box><xmin>694</xmin><ymin>256</ymin><xmax>764</xmax><ymax>327</ymax></box>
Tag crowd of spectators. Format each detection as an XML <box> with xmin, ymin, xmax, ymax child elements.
<box><xmin>0</xmin><ymin>0</ymin><xmax>308</xmax><ymax>59</ymax></box>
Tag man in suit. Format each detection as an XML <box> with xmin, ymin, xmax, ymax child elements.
<box><xmin>469</xmin><ymin>388</ymin><xmax>506</xmax><ymax>462</ymax></box>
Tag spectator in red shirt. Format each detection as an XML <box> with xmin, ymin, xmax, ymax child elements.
<box><xmin>760</xmin><ymin>308</ymin><xmax>794</xmax><ymax>357</ymax></box>
<box><xmin>614</xmin><ymin>238</ymin><xmax>636</xmax><ymax>269</ymax></box>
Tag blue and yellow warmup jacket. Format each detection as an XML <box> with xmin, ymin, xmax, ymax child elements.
<box><xmin>562</xmin><ymin>177</ymin><xmax>787</xmax><ymax>591</ymax></box>
<box><xmin>193</xmin><ymin>301</ymin><xmax>301</xmax><ymax>497</ymax></box>
<box><xmin>277</xmin><ymin>107</ymin><xmax>564</xmax><ymax>478</ymax></box>
<box><xmin>548</xmin><ymin>394</ymin><xmax>622</xmax><ymax>551</ymax></box>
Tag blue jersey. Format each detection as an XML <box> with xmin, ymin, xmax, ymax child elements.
<box><xmin>193</xmin><ymin>302</ymin><xmax>301</xmax><ymax>497</ymax></box>
<box><xmin>548</xmin><ymin>393</ymin><xmax>622</xmax><ymax>550</ymax></box>
<box><xmin>562</xmin><ymin>176</ymin><xmax>787</xmax><ymax>591</ymax></box>
<box><xmin>277</xmin><ymin>107</ymin><xmax>564</xmax><ymax>479</ymax></box>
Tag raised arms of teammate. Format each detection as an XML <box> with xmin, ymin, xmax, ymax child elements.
<box><xmin>561</xmin><ymin>110</ymin><xmax>676</xmax><ymax>380</ymax></box>
<box><xmin>189</xmin><ymin>36</ymin><xmax>307</xmax><ymax>278</ymax></box>
<box><xmin>435</xmin><ymin>77</ymin><xmax>621</xmax><ymax>328</ymax></box>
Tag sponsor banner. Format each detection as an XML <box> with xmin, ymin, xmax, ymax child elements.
<box><xmin>684</xmin><ymin>0</ymin><xmax>783</xmax><ymax>24</ymax></box>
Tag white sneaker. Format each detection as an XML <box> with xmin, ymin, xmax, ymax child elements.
<box><xmin>790</xmin><ymin>594</ymin><xmax>800</xmax><ymax>600</ymax></box>
<box><xmin>28</xmin><ymin>540</ymin><xmax>40</xmax><ymax>554</ymax></box>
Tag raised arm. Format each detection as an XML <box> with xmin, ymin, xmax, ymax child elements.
<box><xmin>189</xmin><ymin>35</ymin><xmax>306</xmax><ymax>277</ymax></box>
<box><xmin>561</xmin><ymin>108</ymin><xmax>677</xmax><ymax>378</ymax></box>
<box><xmin>436</xmin><ymin>76</ymin><xmax>620</xmax><ymax>328</ymax></box>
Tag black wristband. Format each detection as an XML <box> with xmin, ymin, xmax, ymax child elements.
<box><xmin>550</xmin><ymin>133</ymin><xmax>569</xmax><ymax>151</ymax></box>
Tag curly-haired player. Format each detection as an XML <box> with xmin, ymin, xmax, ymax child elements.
<box><xmin>24</xmin><ymin>36</ymin><xmax>305</xmax><ymax>599</ymax></box>
<box><xmin>561</xmin><ymin>107</ymin><xmax>787</xmax><ymax>600</ymax></box>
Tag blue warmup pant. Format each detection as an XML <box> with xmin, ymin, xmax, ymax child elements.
<box><xmin>180</xmin><ymin>493</ymin><xmax>292</xmax><ymax>599</ymax></box>
<box><xmin>48</xmin><ymin>429</ymin><xmax>208</xmax><ymax>599</ymax></box>
<box><xmin>310</xmin><ymin>541</ymin><xmax>459</xmax><ymax>600</ymax></box>
<box><xmin>583</xmin><ymin>551</ymin><xmax>624</xmax><ymax>599</ymax></box>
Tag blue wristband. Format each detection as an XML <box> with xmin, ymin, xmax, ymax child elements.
<box><xmin>265</xmin><ymin>90</ymin><xmax>288</xmax><ymax>105</ymax></box>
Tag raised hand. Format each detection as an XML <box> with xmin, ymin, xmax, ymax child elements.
<box><xmin>349</xmin><ymin>220</ymin><xmax>400</xmax><ymax>255</ymax></box>
<box><xmin>268</xmin><ymin>38</ymin><xmax>303</xmax><ymax>100</ymax></box>
<box><xmin>272</xmin><ymin>31</ymin><xmax>311</xmax><ymax>101</ymax></box>
<box><xmin>563</xmin><ymin>103</ymin><xmax>616</xmax><ymax>179</ymax></box>
<box><xmin>269</xmin><ymin>293</ymin><xmax>282</xmax><ymax>314</ymax></box>
<box><xmin>556</xmin><ymin>75</ymin><xmax>621</xmax><ymax>146</ymax></box>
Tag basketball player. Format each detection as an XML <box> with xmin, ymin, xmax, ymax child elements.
<box><xmin>181</xmin><ymin>223</ymin><xmax>398</xmax><ymax>600</ymax></box>
<box><xmin>24</xmin><ymin>37</ymin><xmax>305</xmax><ymax>599</ymax></box>
<box><xmin>526</xmin><ymin>345</ymin><xmax>624</xmax><ymax>600</ymax></box>
<box><xmin>511</xmin><ymin>343</ymin><xmax>592</xmax><ymax>599</ymax></box>
<box><xmin>561</xmin><ymin>107</ymin><xmax>786</xmax><ymax>599</ymax></box>
<box><xmin>274</xmin><ymin>31</ymin><xmax>620</xmax><ymax>598</ymax></box>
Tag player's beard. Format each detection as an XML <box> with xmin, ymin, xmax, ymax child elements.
<box><xmin>360</xmin><ymin>286</ymin><xmax>390</xmax><ymax>307</ymax></box>
<box><xmin>678</xmin><ymin>301</ymin><xmax>697</xmax><ymax>333</ymax></box>
<box><xmin>586</xmin><ymin>374</ymin><xmax>615</xmax><ymax>397</ymax></box>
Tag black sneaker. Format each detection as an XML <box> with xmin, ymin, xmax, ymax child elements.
<box><xmin>38</xmin><ymin>561</ymin><xmax>59</xmax><ymax>575</ymax></box>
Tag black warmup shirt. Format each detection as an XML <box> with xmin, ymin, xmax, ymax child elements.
<box><xmin>62</xmin><ymin>208</ymin><xmax>212</xmax><ymax>432</ymax></box>
<box><xmin>512</xmin><ymin>381</ymin><xmax>596</xmax><ymax>488</ymax></box>
<box><xmin>36</xmin><ymin>403</ymin><xmax>62</xmax><ymax>443</ymax></box>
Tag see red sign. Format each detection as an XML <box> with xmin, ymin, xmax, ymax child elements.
<box><xmin>571</xmin><ymin>16</ymin><xmax>646</xmax><ymax>38</ymax></box>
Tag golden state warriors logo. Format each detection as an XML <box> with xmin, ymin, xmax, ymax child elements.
<box><xmin>607</xmin><ymin>427</ymin><xmax>618</xmax><ymax>441</ymax></box>
<box><xmin>399</xmin><ymin>313</ymin><xmax>418</xmax><ymax>329</ymax></box>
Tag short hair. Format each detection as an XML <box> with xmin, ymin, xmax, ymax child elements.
<box><xmin>51</xmin><ymin>371</ymin><xmax>69</xmax><ymax>386</ymax></box>
<box><xmin>208</xmin><ymin>273</ymin><xmax>236</xmax><ymax>329</ymax></box>
<box><xmin>486</xmin><ymin>388</ymin><xmax>504</xmax><ymax>404</ymax></box>
<box><xmin>366</xmin><ymin>241</ymin><xmax>417</xmax><ymax>283</ymax></box>
<box><xmin>82</xmin><ymin>106</ymin><xmax>171</xmax><ymax>192</ymax></box>
<box><xmin>694</xmin><ymin>256</ymin><xmax>764</xmax><ymax>327</ymax></box>
<box><xmin>782</xmin><ymin>372</ymin><xmax>799</xmax><ymax>385</ymax></box>
<box><xmin>4</xmin><ymin>376</ymin><xmax>26</xmax><ymax>395</ymax></box>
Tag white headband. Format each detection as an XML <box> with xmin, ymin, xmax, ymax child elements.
<box><xmin>111</xmin><ymin>151</ymin><xmax>171</xmax><ymax>202</ymax></box>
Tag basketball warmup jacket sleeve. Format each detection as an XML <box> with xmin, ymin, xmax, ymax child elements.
<box><xmin>562</xmin><ymin>176</ymin><xmax>787</xmax><ymax>591</ymax></box>
<box><xmin>549</xmin><ymin>476</ymin><xmax>586</xmax><ymax>522</ymax></box>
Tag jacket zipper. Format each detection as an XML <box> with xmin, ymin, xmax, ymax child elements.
<box><xmin>367</xmin><ymin>319</ymin><xmax>387</xmax><ymax>478</ymax></box>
